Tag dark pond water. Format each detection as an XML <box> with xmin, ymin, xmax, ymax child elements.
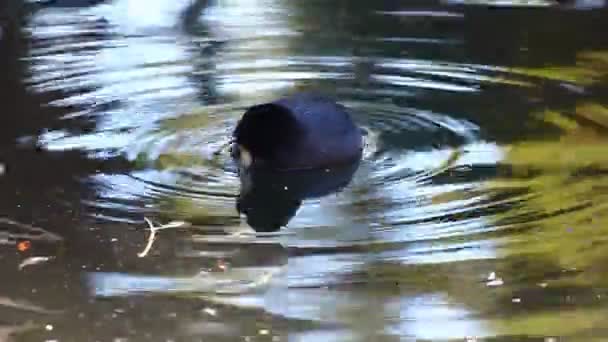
<box><xmin>2</xmin><ymin>0</ymin><xmax>608</xmax><ymax>340</ymax></box>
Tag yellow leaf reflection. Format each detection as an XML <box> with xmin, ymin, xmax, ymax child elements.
<box><xmin>491</xmin><ymin>102</ymin><xmax>608</xmax><ymax>283</ymax></box>
<box><xmin>510</xmin><ymin>50</ymin><xmax>608</xmax><ymax>85</ymax></box>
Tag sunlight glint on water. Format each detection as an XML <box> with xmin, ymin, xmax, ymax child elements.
<box><xmin>3</xmin><ymin>0</ymin><xmax>608</xmax><ymax>340</ymax></box>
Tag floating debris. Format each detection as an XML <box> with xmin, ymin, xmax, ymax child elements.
<box><xmin>17</xmin><ymin>240</ymin><xmax>31</xmax><ymax>252</ymax></box>
<box><xmin>486</xmin><ymin>279</ymin><xmax>504</xmax><ymax>287</ymax></box>
<box><xmin>203</xmin><ymin>307</ymin><xmax>217</xmax><ymax>317</ymax></box>
<box><xmin>18</xmin><ymin>256</ymin><xmax>55</xmax><ymax>270</ymax></box>
<box><xmin>486</xmin><ymin>271</ymin><xmax>504</xmax><ymax>287</ymax></box>
<box><xmin>138</xmin><ymin>218</ymin><xmax>189</xmax><ymax>257</ymax></box>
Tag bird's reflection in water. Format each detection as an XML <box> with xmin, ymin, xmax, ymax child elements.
<box><xmin>236</xmin><ymin>161</ymin><xmax>361</xmax><ymax>232</ymax></box>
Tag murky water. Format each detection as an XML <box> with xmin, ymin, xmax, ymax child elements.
<box><xmin>2</xmin><ymin>0</ymin><xmax>608</xmax><ymax>340</ymax></box>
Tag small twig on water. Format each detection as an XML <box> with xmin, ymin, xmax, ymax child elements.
<box><xmin>137</xmin><ymin>218</ymin><xmax>188</xmax><ymax>258</ymax></box>
<box><xmin>137</xmin><ymin>218</ymin><xmax>157</xmax><ymax>258</ymax></box>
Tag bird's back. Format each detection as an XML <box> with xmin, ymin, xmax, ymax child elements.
<box><xmin>272</xmin><ymin>93</ymin><xmax>363</xmax><ymax>169</ymax></box>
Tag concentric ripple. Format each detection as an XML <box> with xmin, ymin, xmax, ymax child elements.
<box><xmin>13</xmin><ymin>0</ymin><xmax>608</xmax><ymax>340</ymax></box>
<box><xmin>22</xmin><ymin>0</ymin><xmax>543</xmax><ymax>250</ymax></box>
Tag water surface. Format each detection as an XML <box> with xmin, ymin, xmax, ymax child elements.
<box><xmin>2</xmin><ymin>0</ymin><xmax>608</xmax><ymax>340</ymax></box>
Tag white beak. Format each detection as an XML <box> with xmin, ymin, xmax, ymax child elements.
<box><xmin>238</xmin><ymin>145</ymin><xmax>253</xmax><ymax>168</ymax></box>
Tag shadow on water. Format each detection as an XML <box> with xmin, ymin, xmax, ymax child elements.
<box><xmin>2</xmin><ymin>0</ymin><xmax>608</xmax><ymax>340</ymax></box>
<box><xmin>236</xmin><ymin>161</ymin><xmax>360</xmax><ymax>232</ymax></box>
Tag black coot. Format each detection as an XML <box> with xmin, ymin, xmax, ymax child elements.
<box><xmin>232</xmin><ymin>93</ymin><xmax>363</xmax><ymax>171</ymax></box>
